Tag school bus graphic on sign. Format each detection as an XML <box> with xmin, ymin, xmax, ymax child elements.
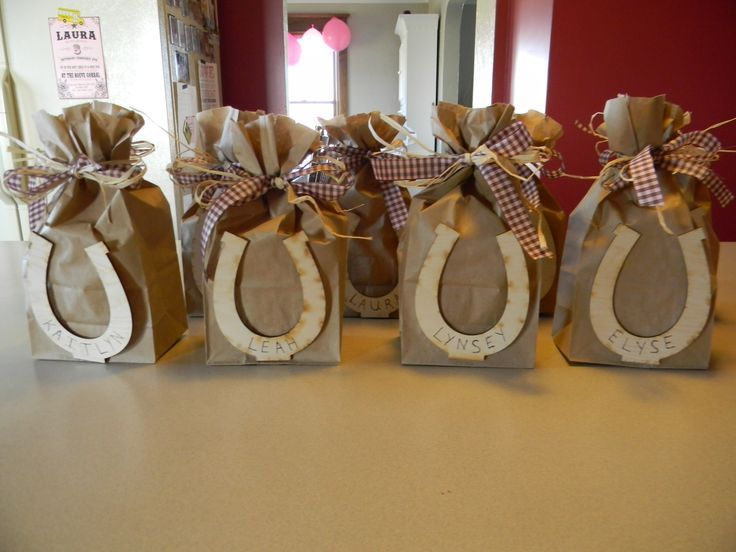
<box><xmin>57</xmin><ymin>8</ymin><xmax>84</xmax><ymax>26</ymax></box>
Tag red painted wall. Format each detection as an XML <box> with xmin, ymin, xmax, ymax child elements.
<box><xmin>217</xmin><ymin>0</ymin><xmax>287</xmax><ymax>114</ymax></box>
<box><xmin>544</xmin><ymin>0</ymin><xmax>736</xmax><ymax>239</ymax></box>
<box><xmin>492</xmin><ymin>0</ymin><xmax>554</xmax><ymax>110</ymax></box>
<box><xmin>509</xmin><ymin>0</ymin><xmax>553</xmax><ymax>111</ymax></box>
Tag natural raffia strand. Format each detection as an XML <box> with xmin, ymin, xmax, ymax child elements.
<box><xmin>1</xmin><ymin>131</ymin><xmax>152</xmax><ymax>231</ymax></box>
<box><xmin>370</xmin><ymin>118</ymin><xmax>564</xmax><ymax>260</ymax></box>
<box><xmin>168</xmin><ymin>153</ymin><xmax>364</xmax><ymax>258</ymax></box>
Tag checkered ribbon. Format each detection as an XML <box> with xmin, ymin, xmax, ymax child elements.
<box><xmin>515</xmin><ymin>150</ymin><xmax>565</xmax><ymax>208</ymax></box>
<box><xmin>169</xmin><ymin>158</ymin><xmax>350</xmax><ymax>257</ymax></box>
<box><xmin>370</xmin><ymin>120</ymin><xmax>552</xmax><ymax>260</ymax></box>
<box><xmin>600</xmin><ymin>130</ymin><xmax>733</xmax><ymax>207</ymax></box>
<box><xmin>319</xmin><ymin>145</ymin><xmax>409</xmax><ymax>230</ymax></box>
<box><xmin>3</xmin><ymin>154</ymin><xmax>144</xmax><ymax>231</ymax></box>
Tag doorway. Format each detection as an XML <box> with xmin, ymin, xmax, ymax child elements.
<box><xmin>438</xmin><ymin>0</ymin><xmax>478</xmax><ymax>108</ymax></box>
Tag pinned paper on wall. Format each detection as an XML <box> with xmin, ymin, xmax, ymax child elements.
<box><xmin>175</xmin><ymin>82</ymin><xmax>199</xmax><ymax>146</ymax></box>
<box><xmin>198</xmin><ymin>61</ymin><xmax>220</xmax><ymax>111</ymax></box>
<box><xmin>48</xmin><ymin>15</ymin><xmax>108</xmax><ymax>99</ymax></box>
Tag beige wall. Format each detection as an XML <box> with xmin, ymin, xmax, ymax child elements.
<box><xmin>287</xmin><ymin>2</ymin><xmax>427</xmax><ymax>115</ymax></box>
<box><xmin>0</xmin><ymin>0</ymin><xmax>173</xmax><ymax>238</ymax></box>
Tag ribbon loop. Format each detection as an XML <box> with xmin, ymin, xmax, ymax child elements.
<box><xmin>169</xmin><ymin>154</ymin><xmax>352</xmax><ymax>257</ymax></box>
<box><xmin>317</xmin><ymin>144</ymin><xmax>409</xmax><ymax>232</ymax></box>
<box><xmin>600</xmin><ymin>130</ymin><xmax>733</xmax><ymax>208</ymax></box>
<box><xmin>1</xmin><ymin>133</ymin><xmax>150</xmax><ymax>231</ymax></box>
<box><xmin>370</xmin><ymin>120</ymin><xmax>555</xmax><ymax>260</ymax></box>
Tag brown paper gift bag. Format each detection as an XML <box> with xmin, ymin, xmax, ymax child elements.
<box><xmin>516</xmin><ymin>111</ymin><xmax>568</xmax><ymax>315</ymax></box>
<box><xmin>552</xmin><ymin>94</ymin><xmax>733</xmax><ymax>369</ymax></box>
<box><xmin>171</xmin><ymin>108</ymin><xmax>351</xmax><ymax>365</ymax></box>
<box><xmin>3</xmin><ymin>102</ymin><xmax>187</xmax><ymax>363</ymax></box>
<box><xmin>179</xmin><ymin>203</ymin><xmax>205</xmax><ymax>315</ymax></box>
<box><xmin>319</xmin><ymin>112</ymin><xmax>411</xmax><ymax>318</ymax></box>
<box><xmin>174</xmin><ymin>107</ymin><xmax>263</xmax><ymax>316</ymax></box>
<box><xmin>371</xmin><ymin>102</ymin><xmax>563</xmax><ymax>368</ymax></box>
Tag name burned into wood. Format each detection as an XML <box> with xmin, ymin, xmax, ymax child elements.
<box><xmin>347</xmin><ymin>292</ymin><xmax>398</xmax><ymax>314</ymax></box>
<box><xmin>27</xmin><ymin>234</ymin><xmax>133</xmax><ymax>363</ymax></box>
<box><xmin>590</xmin><ymin>225</ymin><xmax>711</xmax><ymax>365</ymax></box>
<box><xmin>414</xmin><ymin>224</ymin><xmax>529</xmax><ymax>361</ymax></box>
<box><xmin>345</xmin><ymin>280</ymin><xmax>399</xmax><ymax>318</ymax></box>
<box><xmin>241</xmin><ymin>335</ymin><xmax>299</xmax><ymax>356</ymax></box>
<box><xmin>40</xmin><ymin>319</ymin><xmax>128</xmax><ymax>356</ymax></box>
<box><xmin>213</xmin><ymin>231</ymin><xmax>327</xmax><ymax>361</ymax></box>
<box><xmin>606</xmin><ymin>329</ymin><xmax>678</xmax><ymax>358</ymax></box>
<box><xmin>430</xmin><ymin>325</ymin><xmax>507</xmax><ymax>356</ymax></box>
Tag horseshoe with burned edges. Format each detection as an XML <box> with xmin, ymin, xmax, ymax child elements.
<box><xmin>345</xmin><ymin>279</ymin><xmax>399</xmax><ymax>318</ymax></box>
<box><xmin>590</xmin><ymin>224</ymin><xmax>711</xmax><ymax>365</ymax></box>
<box><xmin>415</xmin><ymin>223</ymin><xmax>530</xmax><ymax>360</ymax></box>
<box><xmin>212</xmin><ymin>231</ymin><xmax>327</xmax><ymax>361</ymax></box>
<box><xmin>26</xmin><ymin>233</ymin><xmax>133</xmax><ymax>363</ymax></box>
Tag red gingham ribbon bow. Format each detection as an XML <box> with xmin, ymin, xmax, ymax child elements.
<box><xmin>515</xmin><ymin>149</ymin><xmax>565</xmax><ymax>208</ymax></box>
<box><xmin>600</xmin><ymin>130</ymin><xmax>733</xmax><ymax>207</ymax></box>
<box><xmin>319</xmin><ymin>144</ymin><xmax>409</xmax><ymax>231</ymax></box>
<box><xmin>170</xmin><ymin>159</ymin><xmax>350</xmax><ymax>258</ymax></box>
<box><xmin>3</xmin><ymin>154</ymin><xmax>143</xmax><ymax>231</ymax></box>
<box><xmin>370</xmin><ymin>120</ymin><xmax>552</xmax><ymax>260</ymax></box>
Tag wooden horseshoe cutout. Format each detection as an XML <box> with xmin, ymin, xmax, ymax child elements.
<box><xmin>415</xmin><ymin>223</ymin><xmax>530</xmax><ymax>360</ymax></box>
<box><xmin>27</xmin><ymin>233</ymin><xmax>133</xmax><ymax>363</ymax></box>
<box><xmin>212</xmin><ymin>231</ymin><xmax>327</xmax><ymax>361</ymax></box>
<box><xmin>590</xmin><ymin>224</ymin><xmax>711</xmax><ymax>365</ymax></box>
<box><xmin>345</xmin><ymin>280</ymin><xmax>399</xmax><ymax>318</ymax></box>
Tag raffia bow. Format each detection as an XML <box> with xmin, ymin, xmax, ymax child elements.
<box><xmin>1</xmin><ymin>132</ymin><xmax>151</xmax><ymax>231</ymax></box>
<box><xmin>370</xmin><ymin>120</ymin><xmax>560</xmax><ymax>260</ymax></box>
<box><xmin>598</xmin><ymin>130</ymin><xmax>734</xmax><ymax>208</ymax></box>
<box><xmin>168</xmin><ymin>154</ymin><xmax>353</xmax><ymax>257</ymax></box>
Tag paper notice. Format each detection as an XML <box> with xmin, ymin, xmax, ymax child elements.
<box><xmin>48</xmin><ymin>16</ymin><xmax>108</xmax><ymax>99</ymax></box>
<box><xmin>198</xmin><ymin>61</ymin><xmax>220</xmax><ymax>111</ymax></box>
<box><xmin>175</xmin><ymin>82</ymin><xmax>199</xmax><ymax>147</ymax></box>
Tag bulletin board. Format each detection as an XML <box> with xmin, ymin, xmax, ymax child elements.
<box><xmin>157</xmin><ymin>0</ymin><xmax>222</xmax><ymax>221</ymax></box>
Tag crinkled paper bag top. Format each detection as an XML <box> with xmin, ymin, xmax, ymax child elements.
<box><xmin>192</xmin><ymin>106</ymin><xmax>262</xmax><ymax>158</ymax></box>
<box><xmin>222</xmin><ymin>110</ymin><xmax>321</xmax><ymax>176</ymax></box>
<box><xmin>596</xmin><ymin>94</ymin><xmax>689</xmax><ymax>155</ymax></box>
<box><xmin>320</xmin><ymin>112</ymin><xmax>406</xmax><ymax>151</ymax></box>
<box><xmin>431</xmin><ymin>101</ymin><xmax>517</xmax><ymax>153</ymax></box>
<box><xmin>33</xmin><ymin>101</ymin><xmax>143</xmax><ymax>163</ymax></box>
<box><xmin>515</xmin><ymin>109</ymin><xmax>564</xmax><ymax>148</ymax></box>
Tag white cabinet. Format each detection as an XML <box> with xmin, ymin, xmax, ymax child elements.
<box><xmin>395</xmin><ymin>13</ymin><xmax>439</xmax><ymax>153</ymax></box>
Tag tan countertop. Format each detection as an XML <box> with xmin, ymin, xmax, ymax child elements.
<box><xmin>1</xmin><ymin>241</ymin><xmax>735</xmax><ymax>551</ymax></box>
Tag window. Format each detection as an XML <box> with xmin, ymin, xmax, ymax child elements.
<box><xmin>287</xmin><ymin>14</ymin><xmax>348</xmax><ymax>129</ymax></box>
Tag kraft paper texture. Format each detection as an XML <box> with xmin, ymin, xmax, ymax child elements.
<box><xmin>516</xmin><ymin>110</ymin><xmax>568</xmax><ymax>314</ymax></box>
<box><xmin>552</xmin><ymin>95</ymin><xmax>719</xmax><ymax>369</ymax></box>
<box><xmin>180</xmin><ymin>107</ymin><xmax>263</xmax><ymax>316</ymax></box>
<box><xmin>321</xmin><ymin>112</ymin><xmax>410</xmax><ymax>318</ymax></box>
<box><xmin>201</xmin><ymin>109</ymin><xmax>349</xmax><ymax>365</ymax></box>
<box><xmin>26</xmin><ymin>102</ymin><xmax>187</xmax><ymax>363</ymax></box>
<box><xmin>399</xmin><ymin>103</ymin><xmax>556</xmax><ymax>368</ymax></box>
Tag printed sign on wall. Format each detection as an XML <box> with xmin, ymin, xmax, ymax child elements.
<box><xmin>48</xmin><ymin>12</ymin><xmax>108</xmax><ymax>99</ymax></box>
<box><xmin>198</xmin><ymin>61</ymin><xmax>220</xmax><ymax>111</ymax></box>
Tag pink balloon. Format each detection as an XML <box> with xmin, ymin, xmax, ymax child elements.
<box><xmin>302</xmin><ymin>27</ymin><xmax>322</xmax><ymax>43</ymax></box>
<box><xmin>287</xmin><ymin>33</ymin><xmax>301</xmax><ymax>65</ymax></box>
<box><xmin>322</xmin><ymin>17</ymin><xmax>351</xmax><ymax>52</ymax></box>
